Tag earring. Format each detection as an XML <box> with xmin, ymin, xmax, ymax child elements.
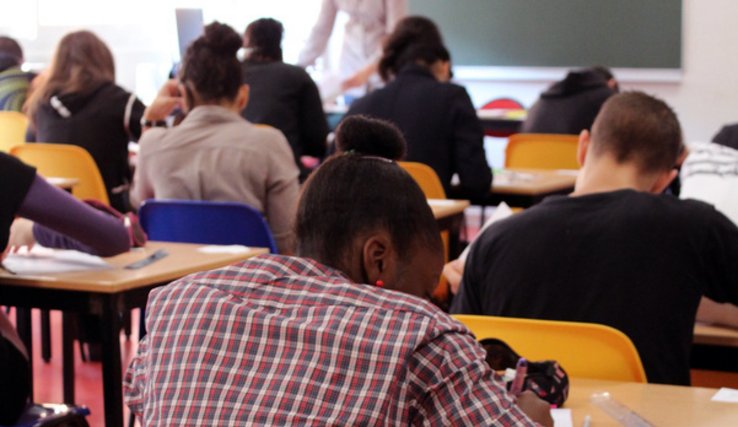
<box><xmin>375</xmin><ymin>280</ymin><xmax>384</xmax><ymax>288</ymax></box>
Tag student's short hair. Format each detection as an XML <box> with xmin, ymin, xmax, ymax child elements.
<box><xmin>335</xmin><ymin>115</ymin><xmax>407</xmax><ymax>160</ymax></box>
<box><xmin>590</xmin><ymin>91</ymin><xmax>684</xmax><ymax>174</ymax></box>
<box><xmin>244</xmin><ymin>18</ymin><xmax>283</xmax><ymax>61</ymax></box>
<box><xmin>296</xmin><ymin>152</ymin><xmax>442</xmax><ymax>269</ymax></box>
<box><xmin>0</xmin><ymin>36</ymin><xmax>23</xmax><ymax>71</ymax></box>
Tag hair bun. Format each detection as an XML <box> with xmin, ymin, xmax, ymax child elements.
<box><xmin>202</xmin><ymin>22</ymin><xmax>242</xmax><ymax>57</ymax></box>
<box><xmin>335</xmin><ymin>115</ymin><xmax>407</xmax><ymax>160</ymax></box>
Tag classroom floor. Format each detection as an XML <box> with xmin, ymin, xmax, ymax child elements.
<box><xmin>13</xmin><ymin>207</ymin><xmax>738</xmax><ymax>426</ymax></box>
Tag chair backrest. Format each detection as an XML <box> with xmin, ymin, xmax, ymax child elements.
<box><xmin>399</xmin><ymin>161</ymin><xmax>447</xmax><ymax>199</ymax></box>
<box><xmin>505</xmin><ymin>133</ymin><xmax>580</xmax><ymax>170</ymax></box>
<box><xmin>0</xmin><ymin>111</ymin><xmax>29</xmax><ymax>153</ymax></box>
<box><xmin>452</xmin><ymin>314</ymin><xmax>647</xmax><ymax>382</ymax></box>
<box><xmin>10</xmin><ymin>143</ymin><xmax>109</xmax><ymax>204</ymax></box>
<box><xmin>138</xmin><ymin>199</ymin><xmax>278</xmax><ymax>253</ymax></box>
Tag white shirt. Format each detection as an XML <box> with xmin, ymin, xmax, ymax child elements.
<box><xmin>298</xmin><ymin>0</ymin><xmax>407</xmax><ymax>79</ymax></box>
<box><xmin>681</xmin><ymin>141</ymin><xmax>738</xmax><ymax>226</ymax></box>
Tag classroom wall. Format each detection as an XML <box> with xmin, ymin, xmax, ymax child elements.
<box><xmin>461</xmin><ymin>0</ymin><xmax>738</xmax><ymax>143</ymax></box>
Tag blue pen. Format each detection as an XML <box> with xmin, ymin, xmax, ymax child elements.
<box><xmin>509</xmin><ymin>357</ymin><xmax>528</xmax><ymax>396</ymax></box>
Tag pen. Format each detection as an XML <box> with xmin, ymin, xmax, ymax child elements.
<box><xmin>124</xmin><ymin>249</ymin><xmax>168</xmax><ymax>270</ymax></box>
<box><xmin>509</xmin><ymin>357</ymin><xmax>528</xmax><ymax>396</ymax></box>
<box><xmin>582</xmin><ymin>414</ymin><xmax>591</xmax><ymax>427</ymax></box>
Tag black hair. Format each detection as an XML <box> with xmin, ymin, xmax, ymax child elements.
<box><xmin>180</xmin><ymin>22</ymin><xmax>242</xmax><ymax>103</ymax></box>
<box><xmin>591</xmin><ymin>91</ymin><xmax>684</xmax><ymax>174</ymax></box>
<box><xmin>0</xmin><ymin>36</ymin><xmax>23</xmax><ymax>72</ymax></box>
<box><xmin>379</xmin><ymin>16</ymin><xmax>444</xmax><ymax>81</ymax></box>
<box><xmin>244</xmin><ymin>18</ymin><xmax>283</xmax><ymax>62</ymax></box>
<box><xmin>590</xmin><ymin>66</ymin><xmax>614</xmax><ymax>81</ymax></box>
<box><xmin>335</xmin><ymin>115</ymin><xmax>407</xmax><ymax>160</ymax></box>
<box><xmin>296</xmin><ymin>154</ymin><xmax>442</xmax><ymax>273</ymax></box>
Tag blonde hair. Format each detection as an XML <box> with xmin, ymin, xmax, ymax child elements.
<box><xmin>27</xmin><ymin>30</ymin><xmax>115</xmax><ymax>120</ymax></box>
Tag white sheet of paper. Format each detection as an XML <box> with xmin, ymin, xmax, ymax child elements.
<box><xmin>458</xmin><ymin>202</ymin><xmax>514</xmax><ymax>263</ymax></box>
<box><xmin>551</xmin><ymin>408</ymin><xmax>574</xmax><ymax>427</ymax></box>
<box><xmin>197</xmin><ymin>245</ymin><xmax>252</xmax><ymax>254</ymax></box>
<box><xmin>2</xmin><ymin>246</ymin><xmax>111</xmax><ymax>275</ymax></box>
<box><xmin>711</xmin><ymin>387</ymin><xmax>738</xmax><ymax>403</ymax></box>
<box><xmin>427</xmin><ymin>199</ymin><xmax>460</xmax><ymax>207</ymax></box>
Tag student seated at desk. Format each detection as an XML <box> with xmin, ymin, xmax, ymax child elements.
<box><xmin>344</xmin><ymin>16</ymin><xmax>491</xmax><ymax>199</ymax></box>
<box><xmin>124</xmin><ymin>131</ymin><xmax>552</xmax><ymax>426</ymax></box>
<box><xmin>240</xmin><ymin>18</ymin><xmax>328</xmax><ymax>181</ymax></box>
<box><xmin>130</xmin><ymin>22</ymin><xmax>299</xmax><ymax>254</ymax></box>
<box><xmin>451</xmin><ymin>92</ymin><xmax>738</xmax><ymax>386</ymax></box>
<box><xmin>25</xmin><ymin>30</ymin><xmax>145</xmax><ymax>212</ymax></box>
<box><xmin>0</xmin><ymin>36</ymin><xmax>34</xmax><ymax>112</ymax></box>
<box><xmin>1</xmin><ymin>152</ymin><xmax>133</xmax><ymax>424</ymax></box>
<box><xmin>522</xmin><ymin>66</ymin><xmax>618</xmax><ymax>135</ymax></box>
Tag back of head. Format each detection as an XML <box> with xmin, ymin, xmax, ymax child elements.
<box><xmin>28</xmin><ymin>30</ymin><xmax>115</xmax><ymax>118</ymax></box>
<box><xmin>180</xmin><ymin>21</ymin><xmax>242</xmax><ymax>104</ymax></box>
<box><xmin>590</xmin><ymin>91</ymin><xmax>683</xmax><ymax>174</ymax></box>
<box><xmin>0</xmin><ymin>36</ymin><xmax>23</xmax><ymax>72</ymax></box>
<box><xmin>335</xmin><ymin>115</ymin><xmax>407</xmax><ymax>160</ymax></box>
<box><xmin>297</xmin><ymin>153</ymin><xmax>441</xmax><ymax>276</ymax></box>
<box><xmin>244</xmin><ymin>18</ymin><xmax>283</xmax><ymax>62</ymax></box>
<box><xmin>379</xmin><ymin>16</ymin><xmax>444</xmax><ymax>81</ymax></box>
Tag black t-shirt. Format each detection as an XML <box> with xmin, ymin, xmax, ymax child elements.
<box><xmin>0</xmin><ymin>152</ymin><xmax>35</xmax><ymax>249</ymax></box>
<box><xmin>451</xmin><ymin>189</ymin><xmax>738</xmax><ymax>385</ymax></box>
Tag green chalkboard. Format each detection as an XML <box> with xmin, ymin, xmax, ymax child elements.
<box><xmin>409</xmin><ymin>0</ymin><xmax>682</xmax><ymax>69</ymax></box>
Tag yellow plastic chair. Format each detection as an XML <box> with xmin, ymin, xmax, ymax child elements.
<box><xmin>505</xmin><ymin>133</ymin><xmax>580</xmax><ymax>170</ymax></box>
<box><xmin>11</xmin><ymin>143</ymin><xmax>110</xmax><ymax>204</ymax></box>
<box><xmin>453</xmin><ymin>314</ymin><xmax>647</xmax><ymax>382</ymax></box>
<box><xmin>399</xmin><ymin>161</ymin><xmax>453</xmax><ymax>303</ymax></box>
<box><xmin>0</xmin><ymin>111</ymin><xmax>29</xmax><ymax>152</ymax></box>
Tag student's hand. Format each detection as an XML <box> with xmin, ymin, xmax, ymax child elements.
<box><xmin>143</xmin><ymin>79</ymin><xmax>183</xmax><ymax>123</ymax></box>
<box><xmin>7</xmin><ymin>218</ymin><xmax>36</xmax><ymax>252</ymax></box>
<box><xmin>515</xmin><ymin>391</ymin><xmax>554</xmax><ymax>427</ymax></box>
<box><xmin>443</xmin><ymin>259</ymin><xmax>465</xmax><ymax>295</ymax></box>
<box><xmin>341</xmin><ymin>63</ymin><xmax>378</xmax><ymax>91</ymax></box>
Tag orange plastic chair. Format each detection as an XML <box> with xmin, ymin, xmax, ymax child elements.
<box><xmin>11</xmin><ymin>143</ymin><xmax>110</xmax><ymax>204</ymax></box>
<box><xmin>398</xmin><ymin>161</ymin><xmax>454</xmax><ymax>303</ymax></box>
<box><xmin>505</xmin><ymin>133</ymin><xmax>580</xmax><ymax>170</ymax></box>
<box><xmin>453</xmin><ymin>314</ymin><xmax>647</xmax><ymax>382</ymax></box>
<box><xmin>0</xmin><ymin>111</ymin><xmax>28</xmax><ymax>152</ymax></box>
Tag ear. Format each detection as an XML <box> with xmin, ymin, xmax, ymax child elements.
<box><xmin>650</xmin><ymin>168</ymin><xmax>678</xmax><ymax>194</ymax></box>
<box><xmin>577</xmin><ymin>129</ymin><xmax>591</xmax><ymax>167</ymax></box>
<box><xmin>360</xmin><ymin>233</ymin><xmax>395</xmax><ymax>287</ymax></box>
<box><xmin>178</xmin><ymin>83</ymin><xmax>192</xmax><ymax>113</ymax></box>
<box><xmin>236</xmin><ymin>84</ymin><xmax>250</xmax><ymax>111</ymax></box>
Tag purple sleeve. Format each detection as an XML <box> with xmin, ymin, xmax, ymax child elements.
<box><xmin>17</xmin><ymin>175</ymin><xmax>131</xmax><ymax>257</ymax></box>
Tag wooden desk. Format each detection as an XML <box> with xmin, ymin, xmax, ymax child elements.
<box><xmin>429</xmin><ymin>199</ymin><xmax>470</xmax><ymax>258</ymax></box>
<box><xmin>47</xmin><ymin>177</ymin><xmax>79</xmax><ymax>191</ymax></box>
<box><xmin>484</xmin><ymin>168</ymin><xmax>577</xmax><ymax>207</ymax></box>
<box><xmin>565</xmin><ymin>378</ymin><xmax>737</xmax><ymax>426</ymax></box>
<box><xmin>0</xmin><ymin>241</ymin><xmax>267</xmax><ymax>427</ymax></box>
<box><xmin>694</xmin><ymin>323</ymin><xmax>738</xmax><ymax>348</ymax></box>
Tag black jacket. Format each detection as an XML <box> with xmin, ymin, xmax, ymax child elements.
<box><xmin>346</xmin><ymin>65</ymin><xmax>491</xmax><ymax>198</ymax></box>
<box><xmin>29</xmin><ymin>82</ymin><xmax>144</xmax><ymax>211</ymax></box>
<box><xmin>241</xmin><ymin>59</ymin><xmax>328</xmax><ymax>179</ymax></box>
<box><xmin>713</xmin><ymin>123</ymin><xmax>738</xmax><ymax>150</ymax></box>
<box><xmin>522</xmin><ymin>70</ymin><xmax>616</xmax><ymax>135</ymax></box>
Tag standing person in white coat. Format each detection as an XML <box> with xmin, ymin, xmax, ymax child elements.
<box><xmin>298</xmin><ymin>0</ymin><xmax>407</xmax><ymax>94</ymax></box>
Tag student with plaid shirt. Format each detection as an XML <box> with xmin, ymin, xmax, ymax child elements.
<box><xmin>124</xmin><ymin>118</ymin><xmax>551</xmax><ymax>426</ymax></box>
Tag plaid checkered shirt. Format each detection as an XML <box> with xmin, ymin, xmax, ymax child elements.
<box><xmin>124</xmin><ymin>255</ymin><xmax>537</xmax><ymax>426</ymax></box>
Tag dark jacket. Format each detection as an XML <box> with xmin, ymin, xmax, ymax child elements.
<box><xmin>241</xmin><ymin>59</ymin><xmax>328</xmax><ymax>180</ymax></box>
<box><xmin>346</xmin><ymin>65</ymin><xmax>491</xmax><ymax>198</ymax></box>
<box><xmin>522</xmin><ymin>70</ymin><xmax>616</xmax><ymax>135</ymax></box>
<box><xmin>28</xmin><ymin>82</ymin><xmax>144</xmax><ymax>212</ymax></box>
<box><xmin>713</xmin><ymin>123</ymin><xmax>738</xmax><ymax>151</ymax></box>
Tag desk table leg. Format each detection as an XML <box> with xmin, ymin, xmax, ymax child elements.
<box><xmin>15</xmin><ymin>307</ymin><xmax>34</xmax><ymax>398</ymax></box>
<box><xmin>100</xmin><ymin>295</ymin><xmax>124</xmax><ymax>427</ymax></box>
<box><xmin>62</xmin><ymin>312</ymin><xmax>76</xmax><ymax>403</ymax></box>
